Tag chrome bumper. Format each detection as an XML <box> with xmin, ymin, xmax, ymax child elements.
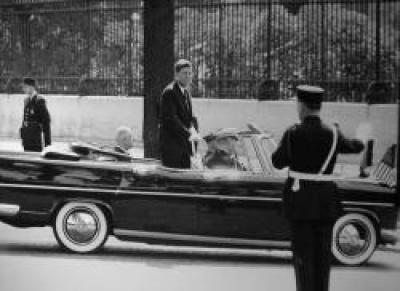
<box><xmin>0</xmin><ymin>203</ymin><xmax>20</xmax><ymax>217</ymax></box>
<box><xmin>381</xmin><ymin>229</ymin><xmax>399</xmax><ymax>245</ymax></box>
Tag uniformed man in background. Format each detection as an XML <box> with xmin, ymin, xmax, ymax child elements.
<box><xmin>272</xmin><ymin>85</ymin><xmax>365</xmax><ymax>291</ymax></box>
<box><xmin>20</xmin><ymin>78</ymin><xmax>51</xmax><ymax>152</ymax></box>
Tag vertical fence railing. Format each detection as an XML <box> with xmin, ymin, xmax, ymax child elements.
<box><xmin>175</xmin><ymin>0</ymin><xmax>399</xmax><ymax>102</ymax></box>
<box><xmin>375</xmin><ymin>0</ymin><xmax>381</xmax><ymax>81</ymax></box>
<box><xmin>0</xmin><ymin>0</ymin><xmax>144</xmax><ymax>96</ymax></box>
<box><xmin>0</xmin><ymin>0</ymin><xmax>398</xmax><ymax>102</ymax></box>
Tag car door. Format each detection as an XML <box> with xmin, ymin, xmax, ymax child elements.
<box><xmin>112</xmin><ymin>167</ymin><xmax>201</xmax><ymax>236</ymax></box>
<box><xmin>196</xmin><ymin>135</ymin><xmax>291</xmax><ymax>243</ymax></box>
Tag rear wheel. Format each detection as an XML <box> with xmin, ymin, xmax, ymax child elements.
<box><xmin>332</xmin><ymin>213</ymin><xmax>377</xmax><ymax>265</ymax></box>
<box><xmin>53</xmin><ymin>202</ymin><xmax>109</xmax><ymax>253</ymax></box>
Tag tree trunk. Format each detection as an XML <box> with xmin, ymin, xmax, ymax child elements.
<box><xmin>143</xmin><ymin>0</ymin><xmax>174</xmax><ymax>158</ymax></box>
<box><xmin>397</xmin><ymin>84</ymin><xmax>400</xmax><ymax>206</ymax></box>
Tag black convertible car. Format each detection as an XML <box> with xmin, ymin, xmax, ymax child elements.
<box><xmin>0</xmin><ymin>126</ymin><xmax>397</xmax><ymax>265</ymax></box>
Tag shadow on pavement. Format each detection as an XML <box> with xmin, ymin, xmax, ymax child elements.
<box><xmin>377</xmin><ymin>245</ymin><xmax>400</xmax><ymax>254</ymax></box>
<box><xmin>0</xmin><ymin>241</ymin><xmax>292</xmax><ymax>267</ymax></box>
<box><xmin>1</xmin><ymin>241</ymin><xmax>399</xmax><ymax>271</ymax></box>
<box><xmin>333</xmin><ymin>260</ymin><xmax>400</xmax><ymax>271</ymax></box>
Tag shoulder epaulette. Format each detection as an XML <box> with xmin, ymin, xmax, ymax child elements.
<box><xmin>162</xmin><ymin>82</ymin><xmax>174</xmax><ymax>93</ymax></box>
<box><xmin>288</xmin><ymin>123</ymin><xmax>299</xmax><ymax>132</ymax></box>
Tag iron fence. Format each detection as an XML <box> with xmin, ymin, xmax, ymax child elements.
<box><xmin>0</xmin><ymin>0</ymin><xmax>143</xmax><ymax>96</ymax></box>
<box><xmin>0</xmin><ymin>0</ymin><xmax>399</xmax><ymax>101</ymax></box>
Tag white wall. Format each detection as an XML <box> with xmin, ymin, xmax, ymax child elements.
<box><xmin>0</xmin><ymin>94</ymin><xmax>397</xmax><ymax>163</ymax></box>
<box><xmin>0</xmin><ymin>94</ymin><xmax>143</xmax><ymax>144</ymax></box>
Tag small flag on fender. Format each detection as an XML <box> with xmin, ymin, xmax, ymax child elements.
<box><xmin>372</xmin><ymin>144</ymin><xmax>397</xmax><ymax>187</ymax></box>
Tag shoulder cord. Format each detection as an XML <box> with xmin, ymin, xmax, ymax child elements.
<box><xmin>290</xmin><ymin>125</ymin><xmax>338</xmax><ymax>191</ymax></box>
<box><xmin>319</xmin><ymin>125</ymin><xmax>338</xmax><ymax>175</ymax></box>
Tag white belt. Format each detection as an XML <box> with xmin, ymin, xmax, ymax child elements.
<box><xmin>288</xmin><ymin>170</ymin><xmax>344</xmax><ymax>192</ymax></box>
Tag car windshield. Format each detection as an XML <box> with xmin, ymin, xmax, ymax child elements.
<box><xmin>240</xmin><ymin>136</ymin><xmax>264</xmax><ymax>173</ymax></box>
<box><xmin>204</xmin><ymin>134</ymin><xmax>245</xmax><ymax>170</ymax></box>
<box><xmin>259</xmin><ymin>137</ymin><xmax>278</xmax><ymax>175</ymax></box>
<box><xmin>203</xmin><ymin>132</ymin><xmax>266</xmax><ymax>173</ymax></box>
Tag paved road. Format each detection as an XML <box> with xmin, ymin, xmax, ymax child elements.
<box><xmin>0</xmin><ymin>139</ymin><xmax>398</xmax><ymax>290</ymax></box>
<box><xmin>0</xmin><ymin>222</ymin><xmax>399</xmax><ymax>291</ymax></box>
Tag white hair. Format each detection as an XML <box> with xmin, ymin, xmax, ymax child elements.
<box><xmin>115</xmin><ymin>126</ymin><xmax>133</xmax><ymax>150</ymax></box>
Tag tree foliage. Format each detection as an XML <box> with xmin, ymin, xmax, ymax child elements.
<box><xmin>0</xmin><ymin>0</ymin><xmax>398</xmax><ymax>101</ymax></box>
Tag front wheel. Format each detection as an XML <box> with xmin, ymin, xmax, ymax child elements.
<box><xmin>332</xmin><ymin>213</ymin><xmax>377</xmax><ymax>265</ymax></box>
<box><xmin>53</xmin><ymin>202</ymin><xmax>109</xmax><ymax>253</ymax></box>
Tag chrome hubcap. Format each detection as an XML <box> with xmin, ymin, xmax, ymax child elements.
<box><xmin>64</xmin><ymin>209</ymin><xmax>98</xmax><ymax>244</ymax></box>
<box><xmin>337</xmin><ymin>221</ymin><xmax>370</xmax><ymax>257</ymax></box>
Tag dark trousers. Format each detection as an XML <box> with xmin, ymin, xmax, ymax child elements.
<box><xmin>161</xmin><ymin>151</ymin><xmax>190</xmax><ymax>169</ymax></box>
<box><xmin>290</xmin><ymin>220</ymin><xmax>333</xmax><ymax>291</ymax></box>
<box><xmin>23</xmin><ymin>144</ymin><xmax>43</xmax><ymax>152</ymax></box>
<box><xmin>21</xmin><ymin>123</ymin><xmax>43</xmax><ymax>152</ymax></box>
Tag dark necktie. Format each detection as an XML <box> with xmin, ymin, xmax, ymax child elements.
<box><xmin>183</xmin><ymin>89</ymin><xmax>190</xmax><ymax>112</ymax></box>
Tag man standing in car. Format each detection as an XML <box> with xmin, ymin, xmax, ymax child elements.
<box><xmin>159</xmin><ymin>59</ymin><xmax>200</xmax><ymax>168</ymax></box>
<box><xmin>20</xmin><ymin>78</ymin><xmax>51</xmax><ymax>152</ymax></box>
<box><xmin>272</xmin><ymin>85</ymin><xmax>365</xmax><ymax>291</ymax></box>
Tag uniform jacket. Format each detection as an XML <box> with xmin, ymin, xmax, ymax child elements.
<box><xmin>21</xmin><ymin>95</ymin><xmax>51</xmax><ymax>147</ymax></box>
<box><xmin>159</xmin><ymin>82</ymin><xmax>198</xmax><ymax>168</ymax></box>
<box><xmin>272</xmin><ymin>116</ymin><xmax>364</xmax><ymax>221</ymax></box>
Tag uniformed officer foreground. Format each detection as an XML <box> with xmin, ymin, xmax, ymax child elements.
<box><xmin>20</xmin><ymin>78</ymin><xmax>51</xmax><ymax>152</ymax></box>
<box><xmin>159</xmin><ymin>59</ymin><xmax>200</xmax><ymax>168</ymax></box>
<box><xmin>272</xmin><ymin>85</ymin><xmax>365</xmax><ymax>291</ymax></box>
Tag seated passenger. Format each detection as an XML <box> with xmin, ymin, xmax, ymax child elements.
<box><xmin>203</xmin><ymin>132</ymin><xmax>246</xmax><ymax>170</ymax></box>
<box><xmin>114</xmin><ymin>126</ymin><xmax>134</xmax><ymax>155</ymax></box>
<box><xmin>204</xmin><ymin>148</ymin><xmax>237</xmax><ymax>169</ymax></box>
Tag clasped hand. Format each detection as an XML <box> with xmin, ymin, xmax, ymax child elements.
<box><xmin>189</xmin><ymin>127</ymin><xmax>201</xmax><ymax>142</ymax></box>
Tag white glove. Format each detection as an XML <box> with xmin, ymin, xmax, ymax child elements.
<box><xmin>189</xmin><ymin>127</ymin><xmax>201</xmax><ymax>142</ymax></box>
<box><xmin>189</xmin><ymin>127</ymin><xmax>197</xmax><ymax>136</ymax></box>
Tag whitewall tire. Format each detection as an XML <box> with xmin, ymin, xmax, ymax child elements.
<box><xmin>53</xmin><ymin>202</ymin><xmax>109</xmax><ymax>253</ymax></box>
<box><xmin>332</xmin><ymin>213</ymin><xmax>377</xmax><ymax>265</ymax></box>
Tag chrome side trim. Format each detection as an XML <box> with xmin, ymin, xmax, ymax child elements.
<box><xmin>0</xmin><ymin>182</ymin><xmax>117</xmax><ymax>194</ymax></box>
<box><xmin>118</xmin><ymin>189</ymin><xmax>282</xmax><ymax>202</ymax></box>
<box><xmin>0</xmin><ymin>182</ymin><xmax>281</xmax><ymax>202</ymax></box>
<box><xmin>1</xmin><ymin>183</ymin><xmax>394</xmax><ymax>207</ymax></box>
<box><xmin>19</xmin><ymin>210</ymin><xmax>49</xmax><ymax>216</ymax></box>
<box><xmin>0</xmin><ymin>203</ymin><xmax>20</xmax><ymax>216</ymax></box>
<box><xmin>342</xmin><ymin>201</ymin><xmax>395</xmax><ymax>208</ymax></box>
<box><xmin>114</xmin><ymin>229</ymin><xmax>291</xmax><ymax>248</ymax></box>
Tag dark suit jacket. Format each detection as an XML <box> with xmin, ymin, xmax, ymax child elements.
<box><xmin>159</xmin><ymin>82</ymin><xmax>198</xmax><ymax>168</ymax></box>
<box><xmin>21</xmin><ymin>95</ymin><xmax>51</xmax><ymax>150</ymax></box>
<box><xmin>272</xmin><ymin>116</ymin><xmax>364</xmax><ymax>221</ymax></box>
